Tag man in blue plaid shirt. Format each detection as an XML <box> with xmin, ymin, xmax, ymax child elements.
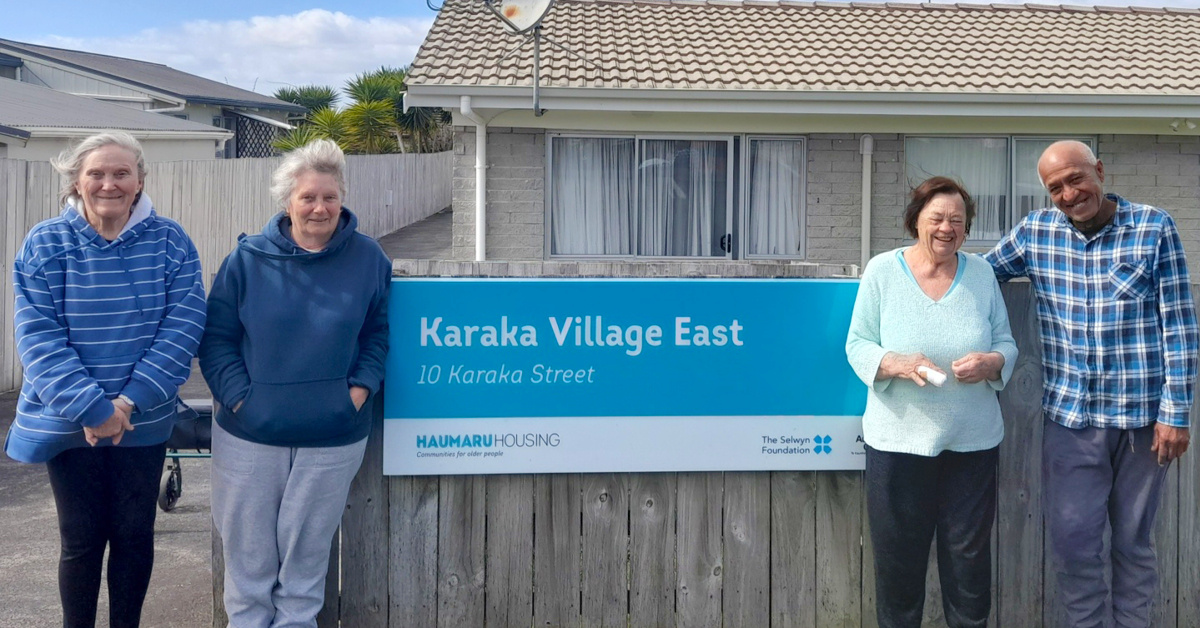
<box><xmin>986</xmin><ymin>140</ymin><xmax>1198</xmax><ymax>627</ymax></box>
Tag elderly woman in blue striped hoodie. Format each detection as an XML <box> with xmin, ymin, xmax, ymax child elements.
<box><xmin>5</xmin><ymin>131</ymin><xmax>206</xmax><ymax>628</ymax></box>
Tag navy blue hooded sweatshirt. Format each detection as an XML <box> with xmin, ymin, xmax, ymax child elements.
<box><xmin>199</xmin><ymin>208</ymin><xmax>390</xmax><ymax>447</ymax></box>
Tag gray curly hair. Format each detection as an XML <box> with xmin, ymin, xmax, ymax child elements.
<box><xmin>50</xmin><ymin>131</ymin><xmax>146</xmax><ymax>206</ymax></box>
<box><xmin>270</xmin><ymin>139</ymin><xmax>348</xmax><ymax>210</ymax></box>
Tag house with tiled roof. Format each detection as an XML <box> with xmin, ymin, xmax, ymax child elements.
<box><xmin>0</xmin><ymin>38</ymin><xmax>303</xmax><ymax>158</ymax></box>
<box><xmin>406</xmin><ymin>0</ymin><xmax>1200</xmax><ymax>271</ymax></box>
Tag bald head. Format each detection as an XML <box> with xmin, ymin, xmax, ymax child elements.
<box><xmin>1038</xmin><ymin>141</ymin><xmax>1098</xmax><ymax>186</ymax></box>
<box><xmin>1037</xmin><ymin>140</ymin><xmax>1112</xmax><ymax>234</ymax></box>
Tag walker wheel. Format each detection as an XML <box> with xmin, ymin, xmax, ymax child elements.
<box><xmin>158</xmin><ymin>464</ymin><xmax>182</xmax><ymax>512</ymax></box>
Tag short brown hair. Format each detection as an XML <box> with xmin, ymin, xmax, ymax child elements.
<box><xmin>903</xmin><ymin>176</ymin><xmax>976</xmax><ymax>238</ymax></box>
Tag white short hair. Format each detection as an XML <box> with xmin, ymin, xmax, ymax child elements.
<box><xmin>50</xmin><ymin>131</ymin><xmax>146</xmax><ymax>206</ymax></box>
<box><xmin>270</xmin><ymin>139</ymin><xmax>347</xmax><ymax>210</ymax></box>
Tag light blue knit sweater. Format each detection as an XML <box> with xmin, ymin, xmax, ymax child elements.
<box><xmin>846</xmin><ymin>249</ymin><xmax>1017</xmax><ymax>456</ymax></box>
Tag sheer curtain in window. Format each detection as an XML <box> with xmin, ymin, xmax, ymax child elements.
<box><xmin>747</xmin><ymin>138</ymin><xmax>805</xmax><ymax>257</ymax></box>
<box><xmin>906</xmin><ymin>137</ymin><xmax>1009</xmax><ymax>240</ymax></box>
<box><xmin>638</xmin><ymin>139</ymin><xmax>727</xmax><ymax>257</ymax></box>
<box><xmin>549</xmin><ymin>137</ymin><xmax>635</xmax><ymax>255</ymax></box>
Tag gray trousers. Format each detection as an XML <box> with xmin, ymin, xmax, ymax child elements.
<box><xmin>211</xmin><ymin>421</ymin><xmax>367</xmax><ymax>628</ymax></box>
<box><xmin>1043</xmin><ymin>418</ymin><xmax>1170</xmax><ymax>628</ymax></box>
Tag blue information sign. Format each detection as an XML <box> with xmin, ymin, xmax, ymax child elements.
<box><xmin>383</xmin><ymin>278</ymin><xmax>867</xmax><ymax>474</ymax></box>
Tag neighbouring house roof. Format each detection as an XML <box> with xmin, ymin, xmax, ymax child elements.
<box><xmin>0</xmin><ymin>38</ymin><xmax>306</xmax><ymax>113</ymax></box>
<box><xmin>0</xmin><ymin>78</ymin><xmax>233</xmax><ymax>140</ymax></box>
<box><xmin>406</xmin><ymin>0</ymin><xmax>1200</xmax><ymax>117</ymax></box>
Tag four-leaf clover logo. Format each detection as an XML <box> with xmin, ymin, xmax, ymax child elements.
<box><xmin>814</xmin><ymin>435</ymin><xmax>832</xmax><ymax>454</ymax></box>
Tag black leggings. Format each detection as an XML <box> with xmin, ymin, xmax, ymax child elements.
<box><xmin>865</xmin><ymin>444</ymin><xmax>999</xmax><ymax>628</ymax></box>
<box><xmin>46</xmin><ymin>444</ymin><xmax>166</xmax><ymax>628</ymax></box>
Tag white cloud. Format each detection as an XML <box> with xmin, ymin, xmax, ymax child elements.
<box><xmin>39</xmin><ymin>9</ymin><xmax>433</xmax><ymax>98</ymax></box>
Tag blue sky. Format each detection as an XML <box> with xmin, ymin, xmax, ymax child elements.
<box><xmin>5</xmin><ymin>0</ymin><xmax>1200</xmax><ymax>98</ymax></box>
<box><xmin>3</xmin><ymin>1</ymin><xmax>441</xmax><ymax>97</ymax></box>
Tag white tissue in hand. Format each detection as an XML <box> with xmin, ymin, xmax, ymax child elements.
<box><xmin>917</xmin><ymin>366</ymin><xmax>946</xmax><ymax>387</ymax></box>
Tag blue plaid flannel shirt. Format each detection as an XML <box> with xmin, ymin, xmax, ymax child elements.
<box><xmin>985</xmin><ymin>194</ymin><xmax>1199</xmax><ymax>429</ymax></box>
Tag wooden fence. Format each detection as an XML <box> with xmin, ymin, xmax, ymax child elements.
<box><xmin>0</xmin><ymin>152</ymin><xmax>452</xmax><ymax>391</ymax></box>
<box><xmin>212</xmin><ymin>265</ymin><xmax>1200</xmax><ymax>627</ymax></box>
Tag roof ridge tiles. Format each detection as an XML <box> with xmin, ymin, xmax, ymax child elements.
<box><xmin>559</xmin><ymin>0</ymin><xmax>1200</xmax><ymax>11</ymax></box>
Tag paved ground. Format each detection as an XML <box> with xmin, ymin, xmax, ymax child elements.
<box><xmin>0</xmin><ymin>208</ymin><xmax>450</xmax><ymax>628</ymax></box>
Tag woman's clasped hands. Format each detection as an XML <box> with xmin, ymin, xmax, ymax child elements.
<box><xmin>83</xmin><ymin>397</ymin><xmax>136</xmax><ymax>446</ymax></box>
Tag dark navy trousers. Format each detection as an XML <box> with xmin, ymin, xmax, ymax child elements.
<box><xmin>866</xmin><ymin>444</ymin><xmax>998</xmax><ymax>628</ymax></box>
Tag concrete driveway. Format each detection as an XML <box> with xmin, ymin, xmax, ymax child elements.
<box><xmin>0</xmin><ymin>373</ymin><xmax>215</xmax><ymax>628</ymax></box>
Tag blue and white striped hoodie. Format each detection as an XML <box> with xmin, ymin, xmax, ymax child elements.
<box><xmin>5</xmin><ymin>194</ymin><xmax>207</xmax><ymax>463</ymax></box>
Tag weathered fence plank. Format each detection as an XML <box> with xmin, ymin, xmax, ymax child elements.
<box><xmin>770</xmin><ymin>471</ymin><xmax>818</xmax><ymax>628</ymax></box>
<box><xmin>724</xmin><ymin>471</ymin><xmax>771</xmax><ymax>627</ymax></box>
<box><xmin>533</xmin><ymin>474</ymin><xmax>582</xmax><ymax>627</ymax></box>
<box><xmin>0</xmin><ymin>160</ymin><xmax>20</xmax><ymax>389</ymax></box>
<box><xmin>629</xmin><ymin>473</ymin><xmax>677</xmax><ymax>628</ymax></box>
<box><xmin>996</xmin><ymin>281</ymin><xmax>1046</xmax><ymax>628</ymax></box>
<box><xmin>581</xmin><ymin>473</ymin><xmax>630</xmax><ymax>627</ymax></box>
<box><xmin>436</xmin><ymin>475</ymin><xmax>487</xmax><ymax>627</ymax></box>
<box><xmin>677</xmin><ymin>472</ymin><xmax>724</xmax><ymax>627</ymax></box>
<box><xmin>389</xmin><ymin>475</ymin><xmax>439</xmax><ymax>628</ymax></box>
<box><xmin>484</xmin><ymin>474</ymin><xmax>534</xmax><ymax>628</ymax></box>
<box><xmin>816</xmin><ymin>472</ymin><xmax>864</xmax><ymax>628</ymax></box>
<box><xmin>1180</xmin><ymin>392</ymin><xmax>1200</xmax><ymax>626</ymax></box>
<box><xmin>1155</xmin><ymin>465</ymin><xmax>1180</xmax><ymax>628</ymax></box>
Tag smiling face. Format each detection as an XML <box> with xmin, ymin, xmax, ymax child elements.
<box><xmin>75</xmin><ymin>144</ymin><xmax>143</xmax><ymax>237</ymax></box>
<box><xmin>915</xmin><ymin>192</ymin><xmax>968</xmax><ymax>261</ymax></box>
<box><xmin>286</xmin><ymin>170</ymin><xmax>342</xmax><ymax>250</ymax></box>
<box><xmin>1038</xmin><ymin>143</ymin><xmax>1112</xmax><ymax>232</ymax></box>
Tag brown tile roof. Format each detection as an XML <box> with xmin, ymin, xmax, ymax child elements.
<box><xmin>408</xmin><ymin>0</ymin><xmax>1200</xmax><ymax>95</ymax></box>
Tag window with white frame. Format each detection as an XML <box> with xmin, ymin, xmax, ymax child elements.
<box><xmin>904</xmin><ymin>136</ymin><xmax>1096</xmax><ymax>241</ymax></box>
<box><xmin>548</xmin><ymin>134</ymin><xmax>805</xmax><ymax>259</ymax></box>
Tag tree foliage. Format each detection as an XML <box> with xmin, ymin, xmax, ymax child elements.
<box><xmin>272</xmin><ymin>66</ymin><xmax>451</xmax><ymax>155</ymax></box>
<box><xmin>273</xmin><ymin>85</ymin><xmax>339</xmax><ymax>115</ymax></box>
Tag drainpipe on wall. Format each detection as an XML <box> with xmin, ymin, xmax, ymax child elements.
<box><xmin>460</xmin><ymin>96</ymin><xmax>488</xmax><ymax>262</ymax></box>
<box><xmin>859</xmin><ymin>134</ymin><xmax>875</xmax><ymax>275</ymax></box>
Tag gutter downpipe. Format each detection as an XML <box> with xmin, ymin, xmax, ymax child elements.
<box><xmin>460</xmin><ymin>96</ymin><xmax>488</xmax><ymax>261</ymax></box>
<box><xmin>859</xmin><ymin>134</ymin><xmax>875</xmax><ymax>275</ymax></box>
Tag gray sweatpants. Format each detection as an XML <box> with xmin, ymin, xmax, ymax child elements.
<box><xmin>1043</xmin><ymin>418</ymin><xmax>1171</xmax><ymax>628</ymax></box>
<box><xmin>211</xmin><ymin>420</ymin><xmax>367</xmax><ymax>628</ymax></box>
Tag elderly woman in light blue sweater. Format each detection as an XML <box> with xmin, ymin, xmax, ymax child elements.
<box><xmin>846</xmin><ymin>176</ymin><xmax>1017</xmax><ymax>628</ymax></box>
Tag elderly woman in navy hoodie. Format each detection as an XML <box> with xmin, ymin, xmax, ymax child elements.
<box><xmin>200</xmin><ymin>138</ymin><xmax>390</xmax><ymax>627</ymax></box>
<box><xmin>6</xmin><ymin>131</ymin><xmax>206</xmax><ymax>627</ymax></box>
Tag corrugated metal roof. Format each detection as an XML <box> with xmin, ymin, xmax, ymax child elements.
<box><xmin>0</xmin><ymin>78</ymin><xmax>232</xmax><ymax>136</ymax></box>
<box><xmin>0</xmin><ymin>38</ymin><xmax>306</xmax><ymax>112</ymax></box>
<box><xmin>408</xmin><ymin>0</ymin><xmax>1200</xmax><ymax>95</ymax></box>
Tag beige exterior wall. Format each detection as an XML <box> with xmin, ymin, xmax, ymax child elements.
<box><xmin>0</xmin><ymin>136</ymin><xmax>224</xmax><ymax>161</ymax></box>
<box><xmin>452</xmin><ymin>124</ymin><xmax>1200</xmax><ymax>274</ymax></box>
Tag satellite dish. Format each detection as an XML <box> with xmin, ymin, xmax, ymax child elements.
<box><xmin>484</xmin><ymin>0</ymin><xmax>598</xmax><ymax>116</ymax></box>
<box><xmin>486</xmin><ymin>0</ymin><xmax>555</xmax><ymax>34</ymax></box>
